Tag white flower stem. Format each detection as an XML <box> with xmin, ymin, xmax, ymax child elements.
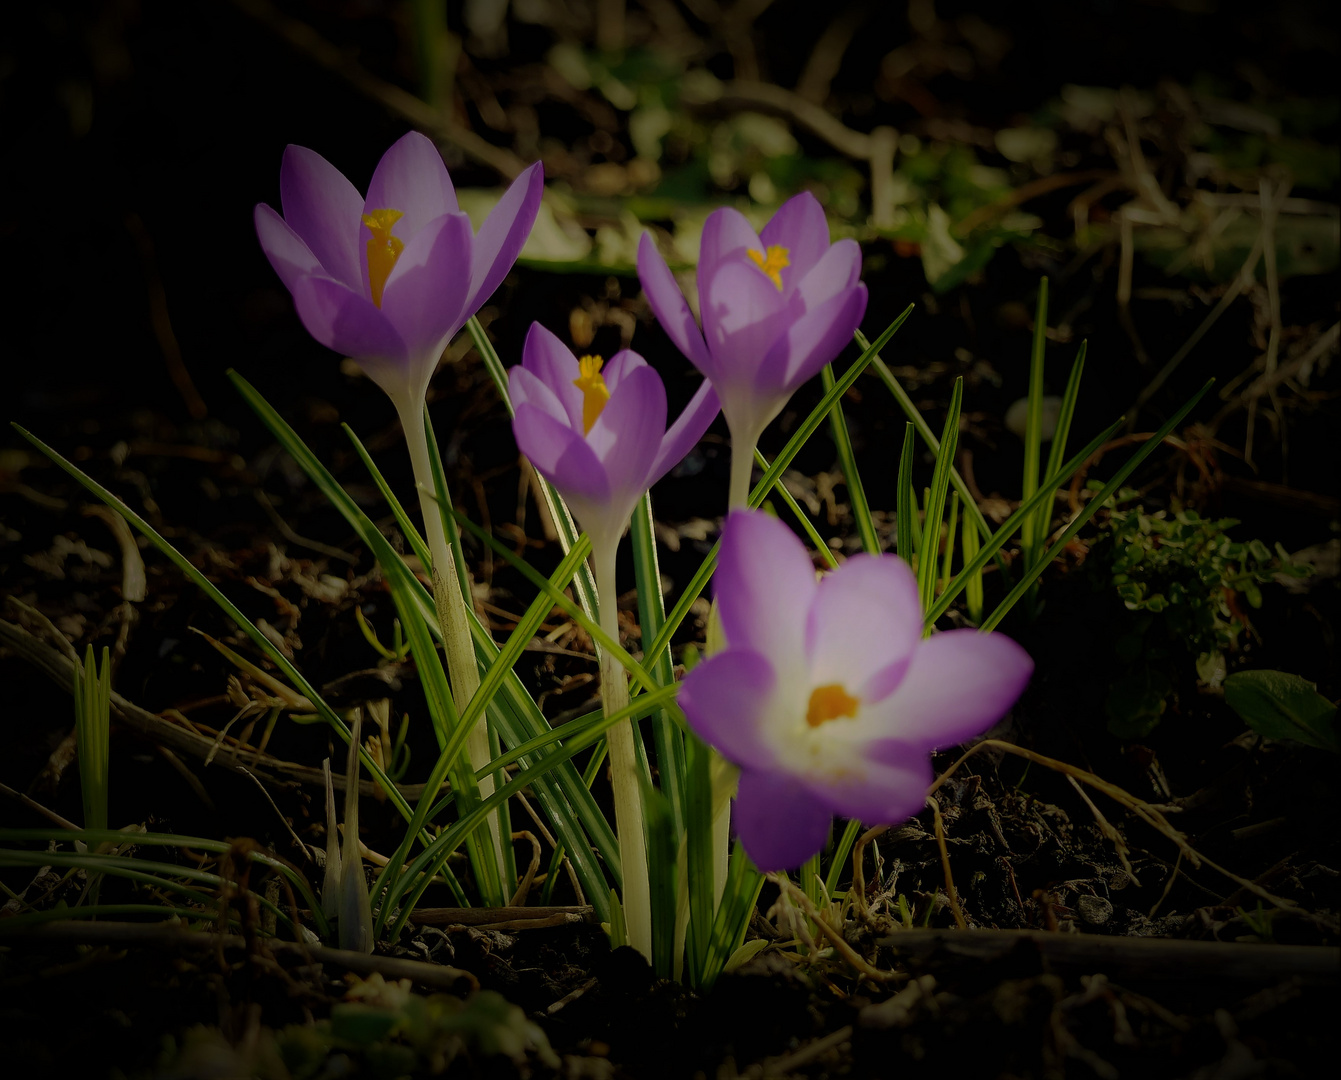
<box><xmin>593</xmin><ymin>538</ymin><xmax>653</xmax><ymax>961</ymax></box>
<box><xmin>400</xmin><ymin>405</ymin><xmax>503</xmax><ymax>881</ymax></box>
<box><xmin>713</xmin><ymin>429</ymin><xmax>763</xmax><ymax>908</ymax></box>
<box><xmin>728</xmin><ymin>438</ymin><xmax>755</xmax><ymax>511</ymax></box>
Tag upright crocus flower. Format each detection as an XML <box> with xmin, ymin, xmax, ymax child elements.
<box><xmin>509</xmin><ymin>322</ymin><xmax>720</xmax><ymax>961</ymax></box>
<box><xmin>255</xmin><ymin>131</ymin><xmax>544</xmax><ymax>890</ymax></box>
<box><xmin>255</xmin><ymin>130</ymin><xmax>543</xmax><ymax>416</ymax></box>
<box><xmin>637</xmin><ymin>192</ymin><xmax>867</xmax><ymax>507</ymax></box>
<box><xmin>678</xmin><ymin>510</ymin><xmax>1033</xmax><ymax>872</ymax></box>
<box><xmin>509</xmin><ymin>323</ymin><xmax>720</xmax><ymax>558</ymax></box>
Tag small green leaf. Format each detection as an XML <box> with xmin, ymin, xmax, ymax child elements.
<box><xmin>1224</xmin><ymin>671</ymin><xmax>1340</xmax><ymax>751</ymax></box>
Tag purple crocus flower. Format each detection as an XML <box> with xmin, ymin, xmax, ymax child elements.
<box><xmin>255</xmin><ymin>131</ymin><xmax>543</xmax><ymax>414</ymax></box>
<box><xmin>637</xmin><ymin>192</ymin><xmax>868</xmax><ymax>504</ymax></box>
<box><xmin>509</xmin><ymin>323</ymin><xmax>720</xmax><ymax>554</ymax></box>
<box><xmin>677</xmin><ymin>510</ymin><xmax>1033</xmax><ymax>872</ymax></box>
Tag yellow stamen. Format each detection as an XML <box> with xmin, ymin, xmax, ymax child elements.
<box><xmin>747</xmin><ymin>245</ymin><xmax>790</xmax><ymax>290</ymax></box>
<box><xmin>806</xmin><ymin>683</ymin><xmax>860</xmax><ymax>728</ymax></box>
<box><xmin>572</xmin><ymin>355</ymin><xmax>611</xmax><ymax>434</ymax></box>
<box><xmin>362</xmin><ymin>208</ymin><xmax>405</xmax><ymax>308</ymax></box>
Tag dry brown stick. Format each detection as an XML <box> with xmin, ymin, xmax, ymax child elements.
<box><xmin>929</xmin><ymin>739</ymin><xmax>1293</xmax><ymax>910</ymax></box>
<box><xmin>875</xmin><ymin>927</ymin><xmax>1339</xmax><ymax>985</ymax></box>
<box><xmin>8</xmin><ymin>920</ymin><xmax>479</xmax><ymax>992</ymax></box>
<box><xmin>849</xmin><ymin>824</ymin><xmax>887</xmax><ymax>918</ymax></box>
<box><xmin>1066</xmin><ymin>773</ymin><xmax>1139</xmax><ymax>885</ymax></box>
<box><xmin>508</xmin><ymin>830</ymin><xmax>542</xmax><ymax>907</ymax></box>
<box><xmin>0</xmin><ymin>618</ymin><xmax>426</xmax><ymax>800</ymax></box>
<box><xmin>927</xmin><ymin>796</ymin><xmax>968</xmax><ymax>930</ymax></box>
<box><xmin>0</xmin><ymin>782</ymin><xmax>80</xmax><ymax>831</ymax></box>
<box><xmin>408</xmin><ymin>905</ymin><xmax>595</xmax><ymax>928</ymax></box>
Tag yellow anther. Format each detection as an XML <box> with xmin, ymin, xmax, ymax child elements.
<box><xmin>747</xmin><ymin>245</ymin><xmax>790</xmax><ymax>290</ymax></box>
<box><xmin>362</xmin><ymin>208</ymin><xmax>405</xmax><ymax>308</ymax></box>
<box><xmin>805</xmin><ymin>683</ymin><xmax>860</xmax><ymax>728</ymax></box>
<box><xmin>572</xmin><ymin>355</ymin><xmax>611</xmax><ymax>434</ymax></box>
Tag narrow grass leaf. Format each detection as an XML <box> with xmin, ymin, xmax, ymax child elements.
<box><xmin>979</xmin><ymin>379</ymin><xmax>1215</xmax><ymax>632</ymax></box>
<box><xmin>822</xmin><ymin>364</ymin><xmax>880</xmax><ymax>555</ymax></box>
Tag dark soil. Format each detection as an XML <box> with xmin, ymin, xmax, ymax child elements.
<box><xmin>3</xmin><ymin>1</ymin><xmax>1339</xmax><ymax>1077</ymax></box>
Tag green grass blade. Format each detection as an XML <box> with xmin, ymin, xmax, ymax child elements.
<box><xmin>917</xmin><ymin>377</ymin><xmax>963</xmax><ymax>614</ymax></box>
<box><xmin>822</xmin><ymin>364</ymin><xmax>880</xmax><ymax>555</ymax></box>
<box><xmin>12</xmin><ymin>422</ymin><xmax>412</xmax><ymax>835</ymax></box>
<box><xmin>896</xmin><ymin>423</ymin><xmax>916</xmax><ymax>561</ymax></box>
<box><xmin>381</xmin><ymin>683</ymin><xmax>681</xmax><ymax>939</ymax></box>
<box><xmin>961</xmin><ymin>503</ymin><xmax>984</xmax><ymax>623</ymax></box>
<box><xmin>0</xmin><ymin>828</ymin><xmax>329</xmax><ymax>938</ymax></box>
<box><xmin>1020</xmin><ymin>277</ymin><xmax>1049</xmax><ymax>566</ymax></box>
<box><xmin>1033</xmin><ymin>340</ymin><xmax>1087</xmax><ymax>549</ymax></box>
<box><xmin>940</xmin><ymin>492</ymin><xmax>960</xmax><ymax>594</ymax></box>
<box><xmin>824</xmin><ymin>818</ymin><xmax>864</xmax><ymax>899</ymax></box>
<box><xmin>682</xmin><ymin>731</ymin><xmax>715</xmax><ymax>984</ymax></box>
<box><xmin>642</xmin><ymin>778</ymin><xmax>679</xmax><ymax>977</ymax></box>
<box><xmin>923</xmin><ymin>416</ymin><xmax>1125</xmax><ymax>628</ymax></box>
<box><xmin>700</xmin><ymin>842</ymin><xmax>763</xmax><ymax>989</ymax></box>
<box><xmin>979</xmin><ymin>379</ymin><xmax>1215</xmax><ymax>632</ymax></box>
<box><xmin>74</xmin><ymin>645</ymin><xmax>110</xmax><ymax>834</ymax></box>
<box><xmin>449</xmin><ymin>508</ymin><xmax>658</xmax><ymax>695</ymax></box>
<box><xmin>631</xmin><ymin>494</ymin><xmax>686</xmax><ymax>831</ymax></box>
<box><xmin>754</xmin><ymin>449</ymin><xmax>838</xmax><ymax>569</ymax></box>
<box><xmin>856</xmin><ymin>328</ymin><xmax>1009</xmax><ymax>579</ymax></box>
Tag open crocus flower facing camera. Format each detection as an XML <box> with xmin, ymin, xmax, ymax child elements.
<box><xmin>677</xmin><ymin>510</ymin><xmax>1034</xmax><ymax>872</ymax></box>
<box><xmin>254</xmin><ymin>131</ymin><xmax>543</xmax><ymax>416</ymax></box>
<box><xmin>508</xmin><ymin>323</ymin><xmax>720</xmax><ymax>555</ymax></box>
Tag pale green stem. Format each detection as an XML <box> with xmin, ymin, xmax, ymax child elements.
<box><xmin>400</xmin><ymin>404</ymin><xmax>503</xmax><ymax>877</ymax></box>
<box><xmin>728</xmin><ymin>438</ymin><xmax>756</xmax><ymax>512</ymax></box>
<box><xmin>716</xmin><ymin>425</ymin><xmax>763</xmax><ymax>907</ymax></box>
<box><xmin>593</xmin><ymin>537</ymin><xmax>652</xmax><ymax>961</ymax></box>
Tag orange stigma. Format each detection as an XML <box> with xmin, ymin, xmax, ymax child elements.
<box><xmin>572</xmin><ymin>355</ymin><xmax>611</xmax><ymax>434</ymax></box>
<box><xmin>805</xmin><ymin>683</ymin><xmax>860</xmax><ymax>728</ymax></box>
<box><xmin>747</xmin><ymin>245</ymin><xmax>790</xmax><ymax>290</ymax></box>
<box><xmin>362</xmin><ymin>208</ymin><xmax>404</xmax><ymax>308</ymax></box>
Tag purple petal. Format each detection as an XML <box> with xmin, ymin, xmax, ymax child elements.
<box><xmin>599</xmin><ymin>349</ymin><xmax>649</xmax><ymax>396</ymax></box>
<box><xmin>759</xmin><ymin>191</ymin><xmax>830</xmax><ymax>289</ymax></box>
<box><xmin>512</xmin><ymin>402</ymin><xmax>611</xmax><ymax>503</ymax></box>
<box><xmin>587</xmin><ymin>363</ymin><xmax>665</xmax><ymax>503</ymax></box>
<box><xmin>279</xmin><ymin>145</ymin><xmax>365</xmax><ymax>290</ymax></box>
<box><xmin>802</xmin><ymin>742</ymin><xmax>932</xmax><ymax>825</ymax></box>
<box><xmin>715</xmin><ymin>510</ymin><xmax>815</xmax><ymax>665</ymax></box>
<box><xmin>521</xmin><ymin>323</ymin><xmax>584</xmax><ymax>430</ymax></box>
<box><xmin>288</xmin><ymin>274</ymin><xmax>406</xmax><ymax>366</ymax></box>
<box><xmin>733</xmin><ymin>768</ymin><xmax>832</xmax><ymax>872</ymax></box>
<box><xmin>637</xmin><ymin>234</ymin><xmax>713</xmax><ymax>374</ymax></box>
<box><xmin>465</xmin><ymin>161</ymin><xmax>544</xmax><ymax>316</ymax></box>
<box><xmin>759</xmin><ymin>284</ymin><xmax>867</xmax><ymax>396</ymax></box>
<box><xmin>697</xmin><ymin>207</ymin><xmax>762</xmax><ymax>280</ymax></box>
<box><xmin>649</xmin><ymin>379</ymin><xmax>720</xmax><ymax>485</ymax></box>
<box><xmin>677</xmin><ymin>650</ymin><xmax>779</xmax><ymax>770</ymax></box>
<box><xmin>804</xmin><ymin>554</ymin><xmax>921</xmax><ymax>704</ymax></box>
<box><xmin>863</xmin><ymin>629</ymin><xmax>1033</xmax><ymax>749</ymax></box>
<box><xmin>255</xmin><ymin>203</ymin><xmax>323</xmax><ymax>295</ymax></box>
<box><xmin>788</xmin><ymin>239</ymin><xmax>862</xmax><ymax>315</ymax></box>
<box><xmin>700</xmin><ymin>258</ymin><xmax>789</xmax><ymax>377</ymax></box>
<box><xmin>510</xmin><ymin>365</ymin><xmax>573</xmax><ymax>428</ymax></box>
<box><xmin>380</xmin><ymin>212</ymin><xmax>474</xmax><ymax>377</ymax></box>
<box><xmin>364</xmin><ymin>130</ymin><xmax>458</xmax><ymax>250</ymax></box>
